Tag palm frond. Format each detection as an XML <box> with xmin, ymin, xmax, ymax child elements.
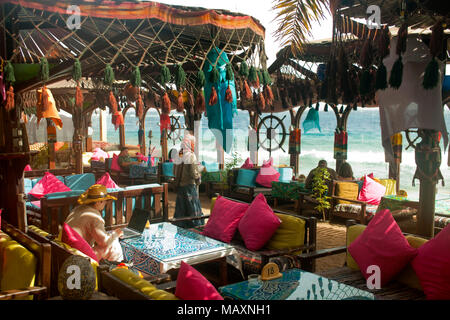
<box><xmin>272</xmin><ymin>0</ymin><xmax>330</xmax><ymax>56</ymax></box>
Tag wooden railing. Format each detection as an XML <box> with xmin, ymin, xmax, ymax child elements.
<box><xmin>39</xmin><ymin>183</ymin><xmax>169</xmax><ymax>235</ymax></box>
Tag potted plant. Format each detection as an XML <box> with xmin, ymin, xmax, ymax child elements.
<box><xmin>311</xmin><ymin>167</ymin><xmax>331</xmax><ymax>221</ymax></box>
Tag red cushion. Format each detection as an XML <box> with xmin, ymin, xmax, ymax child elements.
<box><xmin>96</xmin><ymin>172</ymin><xmax>120</xmax><ymax>189</ymax></box>
<box><xmin>238</xmin><ymin>193</ymin><xmax>281</xmax><ymax>251</ymax></box>
<box><xmin>175</xmin><ymin>261</ymin><xmax>223</xmax><ymax>300</ymax></box>
<box><xmin>411</xmin><ymin>224</ymin><xmax>450</xmax><ymax>299</ymax></box>
<box><xmin>24</xmin><ymin>164</ymin><xmax>32</xmax><ymax>171</ymax></box>
<box><xmin>255</xmin><ymin>158</ymin><xmax>280</xmax><ymax>188</ymax></box>
<box><xmin>111</xmin><ymin>154</ymin><xmax>122</xmax><ymax>172</ymax></box>
<box><xmin>241</xmin><ymin>157</ymin><xmax>254</xmax><ymax>169</ymax></box>
<box><xmin>348</xmin><ymin>210</ymin><xmax>418</xmax><ymax>287</ymax></box>
<box><xmin>357</xmin><ymin>175</ymin><xmax>386</xmax><ymax>205</ymax></box>
<box><xmin>28</xmin><ymin>172</ymin><xmax>71</xmax><ymax>199</ymax></box>
<box><xmin>61</xmin><ymin>223</ymin><xmax>99</xmax><ymax>262</ymax></box>
<box><xmin>201</xmin><ymin>196</ymin><xmax>249</xmax><ymax>243</ymax></box>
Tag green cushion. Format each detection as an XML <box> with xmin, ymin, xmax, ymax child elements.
<box><xmin>265</xmin><ymin>213</ymin><xmax>305</xmax><ymax>253</ymax></box>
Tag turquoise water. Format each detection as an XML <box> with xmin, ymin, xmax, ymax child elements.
<box><xmin>91</xmin><ymin>106</ymin><xmax>450</xmax><ymax>201</ymax></box>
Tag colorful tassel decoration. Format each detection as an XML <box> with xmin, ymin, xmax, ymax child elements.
<box><xmin>187</xmin><ymin>90</ymin><xmax>194</xmax><ymax>108</ymax></box>
<box><xmin>4</xmin><ymin>60</ymin><xmax>15</xmax><ymax>84</ymax></box>
<box><xmin>263</xmin><ymin>85</ymin><xmax>274</xmax><ymax>106</ymax></box>
<box><xmin>109</xmin><ymin>91</ymin><xmax>118</xmax><ymax>114</ymax></box>
<box><xmin>225</xmin><ymin>85</ymin><xmax>233</xmax><ymax>103</ymax></box>
<box><xmin>175</xmin><ymin>64</ymin><xmax>186</xmax><ymax>90</ymax></box>
<box><xmin>423</xmin><ymin>22</ymin><xmax>444</xmax><ymax>90</ymax></box>
<box><xmin>375</xmin><ymin>63</ymin><xmax>388</xmax><ymax>90</ymax></box>
<box><xmin>210</xmin><ymin>67</ymin><xmax>220</xmax><ymax>84</ymax></box>
<box><xmin>161</xmin><ymin>91</ymin><xmax>171</xmax><ymax>113</ymax></box>
<box><xmin>195</xmin><ymin>70</ymin><xmax>206</xmax><ymax>89</ymax></box>
<box><xmin>176</xmin><ymin>91</ymin><xmax>184</xmax><ymax>112</ymax></box>
<box><xmin>72</xmin><ymin>58</ymin><xmax>82</xmax><ymax>83</ymax></box>
<box><xmin>40</xmin><ymin>57</ymin><xmax>49</xmax><ymax>82</ymax></box>
<box><xmin>389</xmin><ymin>56</ymin><xmax>403</xmax><ymax>89</ymax></box>
<box><xmin>209</xmin><ymin>86</ymin><xmax>218</xmax><ymax>106</ymax></box>
<box><xmin>104</xmin><ymin>63</ymin><xmax>115</xmax><ymax>87</ymax></box>
<box><xmin>136</xmin><ymin>93</ymin><xmax>144</xmax><ymax>119</ymax></box>
<box><xmin>5</xmin><ymin>86</ymin><xmax>14</xmax><ymax>111</ymax></box>
<box><xmin>248</xmin><ymin>66</ymin><xmax>259</xmax><ymax>88</ymax></box>
<box><xmin>225</xmin><ymin>63</ymin><xmax>234</xmax><ymax>81</ymax></box>
<box><xmin>160</xmin><ymin>113</ymin><xmax>171</xmax><ymax>133</ymax></box>
<box><xmin>195</xmin><ymin>91</ymin><xmax>206</xmax><ymax>114</ymax></box>
<box><xmin>42</xmin><ymin>85</ymin><xmax>50</xmax><ymax>112</ymax></box>
<box><xmin>258</xmin><ymin>92</ymin><xmax>266</xmax><ymax>110</ymax></box>
<box><xmin>130</xmin><ymin>66</ymin><xmax>141</xmax><ymax>88</ymax></box>
<box><xmin>160</xmin><ymin>65</ymin><xmax>171</xmax><ymax>86</ymax></box>
<box><xmin>112</xmin><ymin>111</ymin><xmax>124</xmax><ymax>130</ymax></box>
<box><xmin>75</xmin><ymin>85</ymin><xmax>83</xmax><ymax>108</ymax></box>
<box><xmin>239</xmin><ymin>61</ymin><xmax>249</xmax><ymax>78</ymax></box>
<box><xmin>423</xmin><ymin>58</ymin><xmax>440</xmax><ymax>90</ymax></box>
<box><xmin>243</xmin><ymin>80</ymin><xmax>252</xmax><ymax>100</ymax></box>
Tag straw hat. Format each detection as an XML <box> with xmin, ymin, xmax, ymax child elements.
<box><xmin>77</xmin><ymin>184</ymin><xmax>117</xmax><ymax>205</ymax></box>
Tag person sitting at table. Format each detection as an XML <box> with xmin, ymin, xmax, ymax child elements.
<box><xmin>337</xmin><ymin>162</ymin><xmax>355</xmax><ymax>181</ymax></box>
<box><xmin>117</xmin><ymin>147</ymin><xmax>141</xmax><ymax>172</ymax></box>
<box><xmin>64</xmin><ymin>184</ymin><xmax>124</xmax><ymax>262</ymax></box>
<box><xmin>172</xmin><ymin>131</ymin><xmax>203</xmax><ymax>229</ymax></box>
<box><xmin>305</xmin><ymin>159</ymin><xmax>338</xmax><ymax>190</ymax></box>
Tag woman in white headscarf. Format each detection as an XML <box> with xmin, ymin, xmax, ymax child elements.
<box><xmin>173</xmin><ymin>130</ymin><xmax>204</xmax><ymax>228</ymax></box>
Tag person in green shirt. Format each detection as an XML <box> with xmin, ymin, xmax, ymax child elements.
<box><xmin>117</xmin><ymin>147</ymin><xmax>141</xmax><ymax>172</ymax></box>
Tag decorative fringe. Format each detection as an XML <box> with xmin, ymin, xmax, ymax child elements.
<box><xmin>109</xmin><ymin>91</ymin><xmax>118</xmax><ymax>114</ymax></box>
<box><xmin>210</xmin><ymin>67</ymin><xmax>220</xmax><ymax>84</ymax></box>
<box><xmin>195</xmin><ymin>70</ymin><xmax>206</xmax><ymax>89</ymax></box>
<box><xmin>209</xmin><ymin>86</ymin><xmax>218</xmax><ymax>105</ymax></box>
<box><xmin>375</xmin><ymin>63</ymin><xmax>388</xmax><ymax>90</ymax></box>
<box><xmin>176</xmin><ymin>91</ymin><xmax>184</xmax><ymax>112</ymax></box>
<box><xmin>161</xmin><ymin>91</ymin><xmax>171</xmax><ymax>113</ymax></box>
<box><xmin>194</xmin><ymin>91</ymin><xmax>206</xmax><ymax>114</ymax></box>
<box><xmin>389</xmin><ymin>56</ymin><xmax>403</xmax><ymax>89</ymax></box>
<box><xmin>40</xmin><ymin>57</ymin><xmax>49</xmax><ymax>82</ymax></box>
<box><xmin>175</xmin><ymin>64</ymin><xmax>186</xmax><ymax>90</ymax></box>
<box><xmin>104</xmin><ymin>63</ymin><xmax>115</xmax><ymax>87</ymax></box>
<box><xmin>258</xmin><ymin>92</ymin><xmax>266</xmax><ymax>110</ymax></box>
<box><xmin>225</xmin><ymin>85</ymin><xmax>233</xmax><ymax>103</ymax></box>
<box><xmin>72</xmin><ymin>58</ymin><xmax>82</xmax><ymax>82</ymax></box>
<box><xmin>243</xmin><ymin>80</ymin><xmax>252</xmax><ymax>100</ymax></box>
<box><xmin>4</xmin><ymin>61</ymin><xmax>15</xmax><ymax>84</ymax></box>
<box><xmin>75</xmin><ymin>84</ymin><xmax>83</xmax><ymax>108</ymax></box>
<box><xmin>239</xmin><ymin>61</ymin><xmax>249</xmax><ymax>78</ymax></box>
<box><xmin>5</xmin><ymin>86</ymin><xmax>14</xmax><ymax>111</ymax></box>
<box><xmin>225</xmin><ymin>63</ymin><xmax>234</xmax><ymax>81</ymax></box>
<box><xmin>160</xmin><ymin>65</ymin><xmax>171</xmax><ymax>86</ymax></box>
<box><xmin>423</xmin><ymin>57</ymin><xmax>439</xmax><ymax>90</ymax></box>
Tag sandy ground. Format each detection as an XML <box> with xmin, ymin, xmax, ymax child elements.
<box><xmin>167</xmin><ymin>191</ymin><xmax>347</xmax><ymax>273</ymax></box>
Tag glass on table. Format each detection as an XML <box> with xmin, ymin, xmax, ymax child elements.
<box><xmin>247</xmin><ymin>274</ymin><xmax>260</xmax><ymax>287</ymax></box>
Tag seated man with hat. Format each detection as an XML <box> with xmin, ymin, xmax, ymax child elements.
<box><xmin>64</xmin><ymin>184</ymin><xmax>124</xmax><ymax>262</ymax></box>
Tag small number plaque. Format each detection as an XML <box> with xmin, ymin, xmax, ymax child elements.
<box><xmin>261</xmin><ymin>262</ymin><xmax>283</xmax><ymax>281</ymax></box>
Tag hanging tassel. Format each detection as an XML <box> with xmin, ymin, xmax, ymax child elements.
<box><xmin>258</xmin><ymin>92</ymin><xmax>266</xmax><ymax>110</ymax></box>
<box><xmin>210</xmin><ymin>67</ymin><xmax>220</xmax><ymax>84</ymax></box>
<box><xmin>112</xmin><ymin>111</ymin><xmax>124</xmax><ymax>130</ymax></box>
<box><xmin>195</xmin><ymin>70</ymin><xmax>206</xmax><ymax>89</ymax></box>
<box><xmin>42</xmin><ymin>85</ymin><xmax>50</xmax><ymax>112</ymax></box>
<box><xmin>160</xmin><ymin>65</ymin><xmax>171</xmax><ymax>86</ymax></box>
<box><xmin>375</xmin><ymin>63</ymin><xmax>388</xmax><ymax>90</ymax></box>
<box><xmin>315</xmin><ymin>103</ymin><xmax>319</xmax><ymax>111</ymax></box>
<box><xmin>360</xmin><ymin>39</ymin><xmax>373</xmax><ymax>69</ymax></box>
<box><xmin>225</xmin><ymin>63</ymin><xmax>234</xmax><ymax>81</ymax></box>
<box><xmin>248</xmin><ymin>66</ymin><xmax>259</xmax><ymax>88</ymax></box>
<box><xmin>423</xmin><ymin>57</ymin><xmax>439</xmax><ymax>90</ymax></box>
<box><xmin>239</xmin><ymin>61</ymin><xmax>249</xmax><ymax>78</ymax></box>
<box><xmin>176</xmin><ymin>91</ymin><xmax>184</xmax><ymax>112</ymax></box>
<box><xmin>389</xmin><ymin>56</ymin><xmax>403</xmax><ymax>89</ymax></box>
<box><xmin>225</xmin><ymin>85</ymin><xmax>233</xmax><ymax>103</ymax></box>
<box><xmin>130</xmin><ymin>66</ymin><xmax>141</xmax><ymax>88</ymax></box>
<box><xmin>243</xmin><ymin>80</ymin><xmax>252</xmax><ymax>100</ymax></box>
<box><xmin>378</xmin><ymin>28</ymin><xmax>390</xmax><ymax>59</ymax></box>
<box><xmin>4</xmin><ymin>60</ymin><xmax>15</xmax><ymax>84</ymax></box>
<box><xmin>72</xmin><ymin>58</ymin><xmax>82</xmax><ymax>83</ymax></box>
<box><xmin>160</xmin><ymin>113</ymin><xmax>170</xmax><ymax>133</ymax></box>
<box><xmin>263</xmin><ymin>85</ymin><xmax>274</xmax><ymax>106</ymax></box>
<box><xmin>109</xmin><ymin>90</ymin><xmax>118</xmax><ymax>114</ymax></box>
<box><xmin>209</xmin><ymin>86</ymin><xmax>218</xmax><ymax>106</ymax></box>
<box><xmin>40</xmin><ymin>57</ymin><xmax>49</xmax><ymax>82</ymax></box>
<box><xmin>195</xmin><ymin>90</ymin><xmax>206</xmax><ymax>114</ymax></box>
<box><xmin>359</xmin><ymin>69</ymin><xmax>372</xmax><ymax>95</ymax></box>
<box><xmin>175</xmin><ymin>64</ymin><xmax>186</xmax><ymax>91</ymax></box>
<box><xmin>104</xmin><ymin>63</ymin><xmax>115</xmax><ymax>87</ymax></box>
<box><xmin>75</xmin><ymin>84</ymin><xmax>83</xmax><ymax>108</ymax></box>
<box><xmin>187</xmin><ymin>90</ymin><xmax>194</xmax><ymax>108</ymax></box>
<box><xmin>136</xmin><ymin>93</ymin><xmax>144</xmax><ymax>119</ymax></box>
<box><xmin>161</xmin><ymin>91</ymin><xmax>171</xmax><ymax>113</ymax></box>
<box><xmin>5</xmin><ymin>86</ymin><xmax>14</xmax><ymax>111</ymax></box>
<box><xmin>396</xmin><ymin>23</ymin><xmax>408</xmax><ymax>56</ymax></box>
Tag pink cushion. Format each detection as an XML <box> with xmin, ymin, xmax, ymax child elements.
<box><xmin>241</xmin><ymin>157</ymin><xmax>254</xmax><ymax>169</ymax></box>
<box><xmin>61</xmin><ymin>223</ymin><xmax>99</xmax><ymax>262</ymax></box>
<box><xmin>111</xmin><ymin>154</ymin><xmax>122</xmax><ymax>172</ymax></box>
<box><xmin>24</xmin><ymin>164</ymin><xmax>32</xmax><ymax>172</ymax></box>
<box><xmin>238</xmin><ymin>193</ymin><xmax>281</xmax><ymax>251</ymax></box>
<box><xmin>175</xmin><ymin>261</ymin><xmax>223</xmax><ymax>300</ymax></box>
<box><xmin>28</xmin><ymin>172</ymin><xmax>71</xmax><ymax>199</ymax></box>
<box><xmin>411</xmin><ymin>224</ymin><xmax>450</xmax><ymax>299</ymax></box>
<box><xmin>201</xmin><ymin>196</ymin><xmax>249</xmax><ymax>243</ymax></box>
<box><xmin>357</xmin><ymin>175</ymin><xmax>386</xmax><ymax>205</ymax></box>
<box><xmin>255</xmin><ymin>158</ymin><xmax>280</xmax><ymax>188</ymax></box>
<box><xmin>91</xmin><ymin>148</ymin><xmax>109</xmax><ymax>161</ymax></box>
<box><xmin>136</xmin><ymin>152</ymin><xmax>148</xmax><ymax>162</ymax></box>
<box><xmin>96</xmin><ymin>172</ymin><xmax>120</xmax><ymax>189</ymax></box>
<box><xmin>348</xmin><ymin>209</ymin><xmax>418</xmax><ymax>287</ymax></box>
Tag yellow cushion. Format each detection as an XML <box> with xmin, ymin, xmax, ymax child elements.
<box><xmin>395</xmin><ymin>236</ymin><xmax>428</xmax><ymax>291</ymax></box>
<box><xmin>335</xmin><ymin>182</ymin><xmax>359</xmax><ymax>204</ymax></box>
<box><xmin>210</xmin><ymin>197</ymin><xmax>217</xmax><ymax>213</ymax></box>
<box><xmin>1</xmin><ymin>240</ymin><xmax>37</xmax><ymax>300</ymax></box>
<box><xmin>110</xmin><ymin>268</ymin><xmax>178</xmax><ymax>300</ymax></box>
<box><xmin>265</xmin><ymin>213</ymin><xmax>305</xmax><ymax>254</ymax></box>
<box><xmin>28</xmin><ymin>225</ymin><xmax>50</xmax><ymax>238</ymax></box>
<box><xmin>346</xmin><ymin>224</ymin><xmax>366</xmax><ymax>270</ymax></box>
<box><xmin>378</xmin><ymin>179</ymin><xmax>396</xmax><ymax>196</ymax></box>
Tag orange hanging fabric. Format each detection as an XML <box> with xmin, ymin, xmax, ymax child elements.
<box><xmin>5</xmin><ymin>85</ymin><xmax>14</xmax><ymax>111</ymax></box>
<box><xmin>112</xmin><ymin>111</ymin><xmax>124</xmax><ymax>130</ymax></box>
<box><xmin>209</xmin><ymin>86</ymin><xmax>218</xmax><ymax>106</ymax></box>
<box><xmin>75</xmin><ymin>84</ymin><xmax>84</xmax><ymax>108</ymax></box>
<box><xmin>36</xmin><ymin>86</ymin><xmax>63</xmax><ymax>129</ymax></box>
<box><xmin>195</xmin><ymin>91</ymin><xmax>206</xmax><ymax>114</ymax></box>
<box><xmin>136</xmin><ymin>93</ymin><xmax>144</xmax><ymax>120</ymax></box>
<box><xmin>161</xmin><ymin>91</ymin><xmax>171</xmax><ymax>113</ymax></box>
<box><xmin>109</xmin><ymin>91</ymin><xmax>118</xmax><ymax>114</ymax></box>
<box><xmin>243</xmin><ymin>80</ymin><xmax>252</xmax><ymax>100</ymax></box>
<box><xmin>160</xmin><ymin>113</ymin><xmax>170</xmax><ymax>133</ymax></box>
<box><xmin>176</xmin><ymin>91</ymin><xmax>184</xmax><ymax>112</ymax></box>
<box><xmin>225</xmin><ymin>85</ymin><xmax>233</xmax><ymax>103</ymax></box>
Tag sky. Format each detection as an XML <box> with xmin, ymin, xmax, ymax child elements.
<box><xmin>158</xmin><ymin>0</ymin><xmax>333</xmax><ymax>66</ymax></box>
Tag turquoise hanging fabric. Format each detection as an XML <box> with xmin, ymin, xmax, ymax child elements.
<box><xmin>203</xmin><ymin>47</ymin><xmax>237</xmax><ymax>153</ymax></box>
<box><xmin>302</xmin><ymin>108</ymin><xmax>321</xmax><ymax>133</ymax></box>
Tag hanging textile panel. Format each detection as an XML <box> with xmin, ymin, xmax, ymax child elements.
<box><xmin>302</xmin><ymin>108</ymin><xmax>321</xmax><ymax>133</ymax></box>
<box><xmin>334</xmin><ymin>130</ymin><xmax>348</xmax><ymax>160</ymax></box>
<box><xmin>289</xmin><ymin>128</ymin><xmax>301</xmax><ymax>154</ymax></box>
<box><xmin>390</xmin><ymin>133</ymin><xmax>402</xmax><ymax>164</ymax></box>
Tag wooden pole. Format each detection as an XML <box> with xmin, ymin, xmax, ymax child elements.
<box><xmin>46</xmin><ymin>120</ymin><xmax>56</xmax><ymax>170</ymax></box>
<box><xmin>161</xmin><ymin>129</ymin><xmax>168</xmax><ymax>162</ymax></box>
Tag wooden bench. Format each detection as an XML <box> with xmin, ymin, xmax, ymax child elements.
<box><xmin>38</xmin><ymin>183</ymin><xmax>169</xmax><ymax>236</ymax></box>
<box><xmin>298</xmin><ymin>220</ymin><xmax>427</xmax><ymax>300</ymax></box>
<box><xmin>0</xmin><ymin>223</ymin><xmax>51</xmax><ymax>300</ymax></box>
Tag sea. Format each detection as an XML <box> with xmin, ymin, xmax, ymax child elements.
<box><xmin>91</xmin><ymin>106</ymin><xmax>450</xmax><ymax>201</ymax></box>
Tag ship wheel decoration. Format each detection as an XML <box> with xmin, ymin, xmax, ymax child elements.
<box><xmin>167</xmin><ymin>115</ymin><xmax>185</xmax><ymax>143</ymax></box>
<box><xmin>405</xmin><ymin>129</ymin><xmax>420</xmax><ymax>150</ymax></box>
<box><xmin>257</xmin><ymin>114</ymin><xmax>287</xmax><ymax>154</ymax></box>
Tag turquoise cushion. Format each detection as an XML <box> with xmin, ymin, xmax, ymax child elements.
<box><xmin>44</xmin><ymin>190</ymin><xmax>85</xmax><ymax>200</ymax></box>
<box><xmin>124</xmin><ymin>184</ymin><xmax>160</xmax><ymax>191</ymax></box>
<box><xmin>24</xmin><ymin>178</ymin><xmax>33</xmax><ymax>194</ymax></box>
<box><xmin>162</xmin><ymin>162</ymin><xmax>174</xmax><ymax>177</ymax></box>
<box><xmin>277</xmin><ymin>167</ymin><xmax>293</xmax><ymax>183</ymax></box>
<box><xmin>32</xmin><ymin>176</ymin><xmax>65</xmax><ymax>187</ymax></box>
<box><xmin>64</xmin><ymin>173</ymin><xmax>96</xmax><ymax>191</ymax></box>
<box><xmin>201</xmin><ymin>161</ymin><xmax>219</xmax><ymax>172</ymax></box>
<box><xmin>236</xmin><ymin>169</ymin><xmax>258</xmax><ymax>187</ymax></box>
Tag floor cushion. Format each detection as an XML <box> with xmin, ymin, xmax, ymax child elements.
<box><xmin>348</xmin><ymin>209</ymin><xmax>418</xmax><ymax>287</ymax></box>
<box><xmin>175</xmin><ymin>261</ymin><xmax>223</xmax><ymax>300</ymax></box>
<box><xmin>28</xmin><ymin>172</ymin><xmax>72</xmax><ymax>199</ymax></box>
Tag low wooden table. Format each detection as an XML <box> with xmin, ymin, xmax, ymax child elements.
<box><xmin>218</xmin><ymin>268</ymin><xmax>375</xmax><ymax>300</ymax></box>
<box><xmin>120</xmin><ymin>222</ymin><xmax>237</xmax><ymax>285</ymax></box>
